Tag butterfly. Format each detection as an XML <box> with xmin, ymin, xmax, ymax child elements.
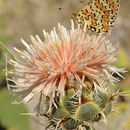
<box><xmin>72</xmin><ymin>0</ymin><xmax>120</xmax><ymax>33</ymax></box>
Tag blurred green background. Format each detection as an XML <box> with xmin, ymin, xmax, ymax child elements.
<box><xmin>0</xmin><ymin>0</ymin><xmax>130</xmax><ymax>130</ymax></box>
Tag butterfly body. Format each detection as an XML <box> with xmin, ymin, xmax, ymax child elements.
<box><xmin>72</xmin><ymin>0</ymin><xmax>120</xmax><ymax>33</ymax></box>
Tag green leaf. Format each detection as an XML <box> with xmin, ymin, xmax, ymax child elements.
<box><xmin>0</xmin><ymin>89</ymin><xmax>30</xmax><ymax>130</ymax></box>
<box><xmin>0</xmin><ymin>42</ymin><xmax>16</xmax><ymax>61</ymax></box>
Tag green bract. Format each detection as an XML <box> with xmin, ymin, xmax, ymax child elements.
<box><xmin>42</xmin><ymin>79</ymin><xmax>114</xmax><ymax>130</ymax></box>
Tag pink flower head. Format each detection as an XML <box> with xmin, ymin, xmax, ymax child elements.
<box><xmin>7</xmin><ymin>20</ymin><xmax>126</xmax><ymax>104</ymax></box>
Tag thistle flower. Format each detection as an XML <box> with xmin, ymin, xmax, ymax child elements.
<box><xmin>7</xmin><ymin>20</ymin><xmax>126</xmax><ymax>106</ymax></box>
<box><xmin>5</xmin><ymin>20</ymin><xmax>127</xmax><ymax>129</ymax></box>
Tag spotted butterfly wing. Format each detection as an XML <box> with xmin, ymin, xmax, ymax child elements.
<box><xmin>72</xmin><ymin>0</ymin><xmax>120</xmax><ymax>33</ymax></box>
